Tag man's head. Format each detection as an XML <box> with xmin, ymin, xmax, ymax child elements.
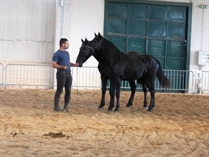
<box><xmin>59</xmin><ymin>38</ymin><xmax>69</xmax><ymax>49</ymax></box>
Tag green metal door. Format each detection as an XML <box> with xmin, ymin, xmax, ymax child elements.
<box><xmin>104</xmin><ymin>0</ymin><xmax>192</xmax><ymax>92</ymax></box>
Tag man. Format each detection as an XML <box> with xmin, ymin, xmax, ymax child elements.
<box><xmin>52</xmin><ymin>38</ymin><xmax>78</xmax><ymax>112</ymax></box>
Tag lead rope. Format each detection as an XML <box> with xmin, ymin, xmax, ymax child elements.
<box><xmin>75</xmin><ymin>67</ymin><xmax>79</xmax><ymax>104</ymax></box>
<box><xmin>71</xmin><ymin>67</ymin><xmax>79</xmax><ymax>106</ymax></box>
<box><xmin>73</xmin><ymin>66</ymin><xmax>91</xmax><ymax>111</ymax></box>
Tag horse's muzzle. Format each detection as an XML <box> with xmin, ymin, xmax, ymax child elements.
<box><xmin>77</xmin><ymin>61</ymin><xmax>83</xmax><ymax>67</ymax></box>
<box><xmin>76</xmin><ymin>57</ymin><xmax>86</xmax><ymax>67</ymax></box>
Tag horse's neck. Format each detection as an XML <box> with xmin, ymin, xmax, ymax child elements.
<box><xmin>94</xmin><ymin>52</ymin><xmax>104</xmax><ymax>63</ymax></box>
<box><xmin>95</xmin><ymin>40</ymin><xmax>121</xmax><ymax>65</ymax></box>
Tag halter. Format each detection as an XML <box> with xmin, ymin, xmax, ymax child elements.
<box><xmin>85</xmin><ymin>39</ymin><xmax>103</xmax><ymax>56</ymax></box>
<box><xmin>85</xmin><ymin>45</ymin><xmax>95</xmax><ymax>55</ymax></box>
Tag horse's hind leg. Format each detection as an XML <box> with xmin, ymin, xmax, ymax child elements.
<box><xmin>126</xmin><ymin>80</ymin><xmax>136</xmax><ymax>107</ymax></box>
<box><xmin>147</xmin><ymin>86</ymin><xmax>155</xmax><ymax>112</ymax></box>
<box><xmin>98</xmin><ymin>75</ymin><xmax>107</xmax><ymax>109</ymax></box>
<box><xmin>114</xmin><ymin>78</ymin><xmax>121</xmax><ymax>112</ymax></box>
<box><xmin>108</xmin><ymin>79</ymin><xmax>115</xmax><ymax>111</ymax></box>
<box><xmin>142</xmin><ymin>82</ymin><xmax>148</xmax><ymax>108</ymax></box>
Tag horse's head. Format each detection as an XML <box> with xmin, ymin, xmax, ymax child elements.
<box><xmin>76</xmin><ymin>38</ymin><xmax>92</xmax><ymax>67</ymax></box>
<box><xmin>76</xmin><ymin>33</ymin><xmax>103</xmax><ymax>67</ymax></box>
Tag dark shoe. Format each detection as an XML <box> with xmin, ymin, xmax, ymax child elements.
<box><xmin>63</xmin><ymin>103</ymin><xmax>69</xmax><ymax>112</ymax></box>
<box><xmin>54</xmin><ymin>107</ymin><xmax>64</xmax><ymax>112</ymax></box>
<box><xmin>63</xmin><ymin>108</ymin><xmax>70</xmax><ymax>112</ymax></box>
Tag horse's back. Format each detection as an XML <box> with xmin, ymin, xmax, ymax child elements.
<box><xmin>120</xmin><ymin>53</ymin><xmax>160</xmax><ymax>78</ymax></box>
<box><xmin>122</xmin><ymin>51</ymin><xmax>143</xmax><ymax>63</ymax></box>
<box><xmin>139</xmin><ymin>54</ymin><xmax>160</xmax><ymax>71</ymax></box>
<box><xmin>125</xmin><ymin>51</ymin><xmax>140</xmax><ymax>58</ymax></box>
<box><xmin>122</xmin><ymin>52</ymin><xmax>158</xmax><ymax>66</ymax></box>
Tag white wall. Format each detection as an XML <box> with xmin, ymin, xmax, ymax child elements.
<box><xmin>53</xmin><ymin>0</ymin><xmax>104</xmax><ymax>88</ymax></box>
<box><xmin>54</xmin><ymin>0</ymin><xmax>104</xmax><ymax>67</ymax></box>
<box><xmin>190</xmin><ymin>0</ymin><xmax>209</xmax><ymax>72</ymax></box>
<box><xmin>0</xmin><ymin>0</ymin><xmax>55</xmax><ymax>64</ymax></box>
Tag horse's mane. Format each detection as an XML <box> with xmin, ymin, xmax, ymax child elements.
<box><xmin>101</xmin><ymin>37</ymin><xmax>122</xmax><ymax>62</ymax></box>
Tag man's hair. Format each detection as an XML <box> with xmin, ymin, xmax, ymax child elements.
<box><xmin>59</xmin><ymin>38</ymin><xmax>68</xmax><ymax>47</ymax></box>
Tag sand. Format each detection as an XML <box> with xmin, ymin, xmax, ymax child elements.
<box><xmin>0</xmin><ymin>89</ymin><xmax>209</xmax><ymax>157</ymax></box>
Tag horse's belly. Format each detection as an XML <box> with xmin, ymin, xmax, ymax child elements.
<box><xmin>122</xmin><ymin>71</ymin><xmax>142</xmax><ymax>80</ymax></box>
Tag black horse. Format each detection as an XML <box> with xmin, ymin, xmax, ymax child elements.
<box><xmin>76</xmin><ymin>33</ymin><xmax>170</xmax><ymax>112</ymax></box>
<box><xmin>80</xmin><ymin>38</ymin><xmax>137</xmax><ymax>109</ymax></box>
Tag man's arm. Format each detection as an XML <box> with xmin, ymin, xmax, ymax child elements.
<box><xmin>52</xmin><ymin>61</ymin><xmax>68</xmax><ymax>70</ymax></box>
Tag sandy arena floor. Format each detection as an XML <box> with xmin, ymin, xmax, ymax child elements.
<box><xmin>0</xmin><ymin>89</ymin><xmax>209</xmax><ymax>157</ymax></box>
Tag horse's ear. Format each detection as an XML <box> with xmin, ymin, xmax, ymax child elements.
<box><xmin>94</xmin><ymin>32</ymin><xmax>98</xmax><ymax>37</ymax></box>
<box><xmin>81</xmin><ymin>39</ymin><xmax>84</xmax><ymax>43</ymax></box>
<box><xmin>98</xmin><ymin>32</ymin><xmax>102</xmax><ymax>37</ymax></box>
<box><xmin>85</xmin><ymin>38</ymin><xmax>88</xmax><ymax>42</ymax></box>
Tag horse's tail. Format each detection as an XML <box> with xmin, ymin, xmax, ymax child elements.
<box><xmin>156</xmin><ymin>61</ymin><xmax>170</xmax><ymax>88</ymax></box>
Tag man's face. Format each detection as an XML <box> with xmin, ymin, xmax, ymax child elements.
<box><xmin>63</xmin><ymin>41</ymin><xmax>69</xmax><ymax>49</ymax></box>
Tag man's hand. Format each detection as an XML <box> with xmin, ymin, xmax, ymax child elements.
<box><xmin>70</xmin><ymin>62</ymin><xmax>79</xmax><ymax>67</ymax></box>
<box><xmin>75</xmin><ymin>62</ymin><xmax>79</xmax><ymax>67</ymax></box>
<box><xmin>63</xmin><ymin>66</ymin><xmax>68</xmax><ymax>70</ymax></box>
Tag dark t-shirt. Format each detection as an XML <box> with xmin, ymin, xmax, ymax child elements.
<box><xmin>52</xmin><ymin>50</ymin><xmax>71</xmax><ymax>72</ymax></box>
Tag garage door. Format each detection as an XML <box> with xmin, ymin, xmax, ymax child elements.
<box><xmin>104</xmin><ymin>0</ymin><xmax>192</xmax><ymax>92</ymax></box>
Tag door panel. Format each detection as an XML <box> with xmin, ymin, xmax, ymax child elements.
<box><xmin>149</xmin><ymin>5</ymin><xmax>167</xmax><ymax>21</ymax></box>
<box><xmin>109</xmin><ymin>3</ymin><xmax>127</xmax><ymax>18</ymax></box>
<box><xmin>169</xmin><ymin>7</ymin><xmax>187</xmax><ymax>22</ymax></box>
<box><xmin>108</xmin><ymin>20</ymin><xmax>126</xmax><ymax>34</ymax></box>
<box><xmin>148</xmin><ymin>39</ymin><xmax>165</xmax><ymax>56</ymax></box>
<box><xmin>167</xmin><ymin>40</ymin><xmax>185</xmax><ymax>57</ymax></box>
<box><xmin>127</xmin><ymin>38</ymin><xmax>145</xmax><ymax>54</ymax></box>
<box><xmin>109</xmin><ymin>37</ymin><xmax>126</xmax><ymax>52</ymax></box>
<box><xmin>148</xmin><ymin>22</ymin><xmax>167</xmax><ymax>37</ymax></box>
<box><xmin>166</xmin><ymin>58</ymin><xmax>185</xmax><ymax>70</ymax></box>
<box><xmin>128</xmin><ymin>20</ymin><xmax>146</xmax><ymax>35</ymax></box>
<box><xmin>129</xmin><ymin>4</ymin><xmax>147</xmax><ymax>19</ymax></box>
<box><xmin>168</xmin><ymin>23</ymin><xmax>186</xmax><ymax>37</ymax></box>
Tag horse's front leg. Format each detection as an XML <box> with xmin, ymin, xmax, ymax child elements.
<box><xmin>126</xmin><ymin>80</ymin><xmax>136</xmax><ymax>107</ymax></box>
<box><xmin>98</xmin><ymin>74</ymin><xmax>108</xmax><ymax>109</ymax></box>
<box><xmin>114</xmin><ymin>78</ymin><xmax>121</xmax><ymax>112</ymax></box>
<box><xmin>108</xmin><ymin>79</ymin><xmax>115</xmax><ymax>111</ymax></box>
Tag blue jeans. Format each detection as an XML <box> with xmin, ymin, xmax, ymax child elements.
<box><xmin>54</xmin><ymin>70</ymin><xmax>72</xmax><ymax>108</ymax></box>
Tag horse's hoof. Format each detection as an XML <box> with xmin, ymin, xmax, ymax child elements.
<box><xmin>114</xmin><ymin>110</ymin><xmax>119</xmax><ymax>113</ymax></box>
<box><xmin>98</xmin><ymin>107</ymin><xmax>103</xmax><ymax>110</ymax></box>
<box><xmin>143</xmin><ymin>107</ymin><xmax>148</xmax><ymax>110</ymax></box>
<box><xmin>114</xmin><ymin>108</ymin><xmax>119</xmax><ymax>112</ymax></box>
<box><xmin>126</xmin><ymin>105</ymin><xmax>131</xmax><ymax>108</ymax></box>
<box><xmin>147</xmin><ymin>108</ymin><xmax>152</xmax><ymax>112</ymax></box>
